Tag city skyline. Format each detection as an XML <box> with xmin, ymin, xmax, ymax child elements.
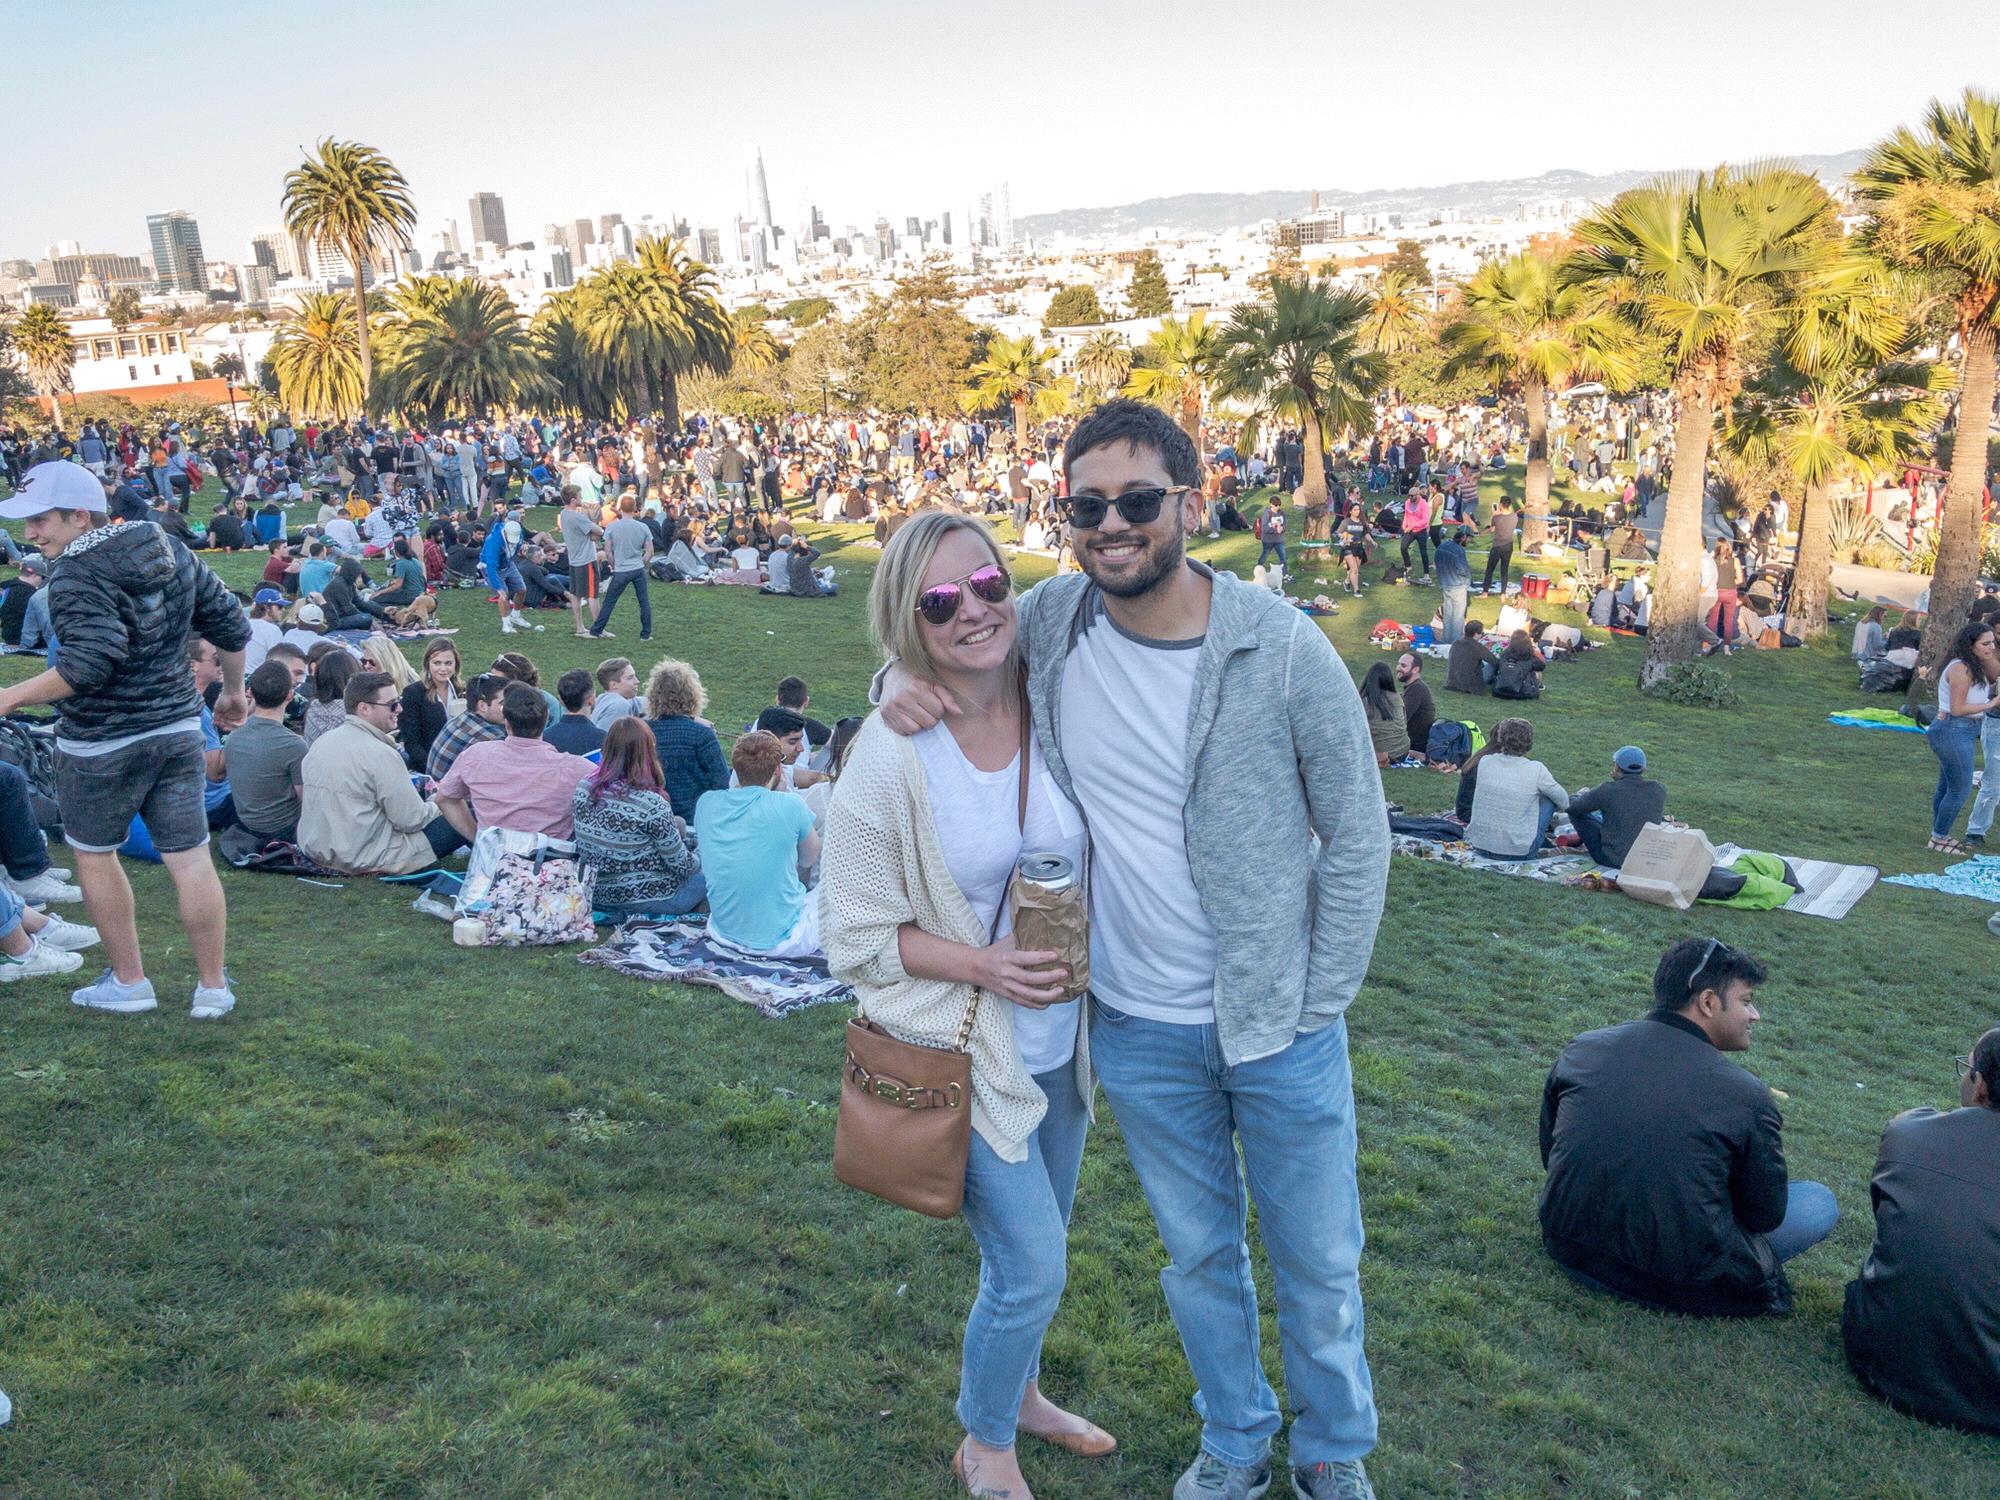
<box><xmin>5</xmin><ymin>0</ymin><xmax>1996</xmax><ymax>263</ymax></box>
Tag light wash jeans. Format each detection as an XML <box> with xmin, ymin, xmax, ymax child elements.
<box><xmin>1441</xmin><ymin>583</ymin><xmax>1468</xmax><ymax>644</ymax></box>
<box><xmin>956</xmin><ymin>1064</ymin><xmax>1089</xmax><ymax>1449</ymax></box>
<box><xmin>1088</xmin><ymin>1006</ymin><xmax>1375</xmax><ymax>1470</ymax></box>
<box><xmin>1965</xmin><ymin>716</ymin><xmax>2000</xmax><ymax>839</ymax></box>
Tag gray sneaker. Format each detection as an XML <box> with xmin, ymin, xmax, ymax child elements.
<box><xmin>1174</xmin><ymin>1452</ymin><xmax>1272</xmax><ymax>1500</ymax></box>
<box><xmin>1293</xmin><ymin>1459</ymin><xmax>1376</xmax><ymax>1499</ymax></box>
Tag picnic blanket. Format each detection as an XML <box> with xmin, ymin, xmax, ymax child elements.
<box><xmin>1886</xmin><ymin>854</ymin><xmax>2000</xmax><ymax>904</ymax></box>
<box><xmin>1390</xmin><ymin>831</ymin><xmax>1596</xmax><ymax>882</ymax></box>
<box><xmin>327</xmin><ymin>625</ymin><xmax>460</xmax><ymax>645</ymax></box>
<box><xmin>1709</xmin><ymin>843</ymin><xmax>1878</xmax><ymax>921</ymax></box>
<box><xmin>579</xmin><ymin>919</ymin><xmax>853</xmax><ymax>1018</ymax></box>
<box><xmin>1828</xmin><ymin>708</ymin><xmax>1923</xmax><ymax>734</ymax></box>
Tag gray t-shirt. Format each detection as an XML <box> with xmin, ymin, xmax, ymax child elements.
<box><xmin>1057</xmin><ymin>593</ymin><xmax>1218</xmax><ymax>1024</ymax></box>
<box><xmin>558</xmin><ymin>507</ymin><xmax>601</xmax><ymax>567</ymax></box>
<box><xmin>223</xmin><ymin>715</ymin><xmax>306</xmax><ymax>835</ymax></box>
<box><xmin>604</xmin><ymin>517</ymin><xmax>652</xmax><ymax>574</ymax></box>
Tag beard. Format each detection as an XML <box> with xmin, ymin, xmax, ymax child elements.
<box><xmin>1082</xmin><ymin>521</ymin><xmax>1186</xmax><ymax>600</ymax></box>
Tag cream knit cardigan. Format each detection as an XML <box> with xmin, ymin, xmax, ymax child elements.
<box><xmin>819</xmin><ymin>714</ymin><xmax>1091</xmax><ymax>1164</ymax></box>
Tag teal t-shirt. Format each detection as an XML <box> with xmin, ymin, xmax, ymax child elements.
<box><xmin>693</xmin><ymin>786</ymin><xmax>815</xmax><ymax>950</ymax></box>
<box><xmin>299</xmin><ymin>559</ymin><xmax>336</xmax><ymax>596</ymax></box>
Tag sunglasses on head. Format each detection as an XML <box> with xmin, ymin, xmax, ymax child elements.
<box><xmin>915</xmin><ymin>563</ymin><xmax>1010</xmax><ymax>625</ymax></box>
<box><xmin>1060</xmin><ymin>485</ymin><xmax>1193</xmax><ymax>530</ymax></box>
<box><xmin>1687</xmin><ymin>937</ymin><xmax>1731</xmax><ymax>997</ymax></box>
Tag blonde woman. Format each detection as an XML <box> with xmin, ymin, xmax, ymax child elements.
<box><xmin>359</xmin><ymin>635</ymin><xmax>418</xmax><ymax>694</ymax></box>
<box><xmin>822</xmin><ymin>511</ymin><xmax>1109</xmax><ymax>1500</ymax></box>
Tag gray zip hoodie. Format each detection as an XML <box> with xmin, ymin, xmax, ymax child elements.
<box><xmin>1016</xmin><ymin>563</ymin><xmax>1388</xmax><ymax>1065</ymax></box>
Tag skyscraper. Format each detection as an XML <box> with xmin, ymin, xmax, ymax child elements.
<box><xmin>745</xmin><ymin>146</ymin><xmax>773</xmax><ymax>228</ymax></box>
<box><xmin>147</xmin><ymin>211</ymin><xmax>206</xmax><ymax>293</ymax></box>
<box><xmin>468</xmin><ymin>192</ymin><xmax>509</xmax><ymax>249</ymax></box>
<box><xmin>995</xmin><ymin>183</ymin><xmax>1013</xmax><ymax>250</ymax></box>
<box><xmin>598</xmin><ymin>212</ymin><xmax>624</xmax><ymax>240</ymax></box>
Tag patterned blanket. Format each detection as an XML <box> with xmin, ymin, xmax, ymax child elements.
<box><xmin>1886</xmin><ymin>854</ymin><xmax>2000</xmax><ymax>904</ymax></box>
<box><xmin>579</xmin><ymin>920</ymin><xmax>853</xmax><ymax>1018</ymax></box>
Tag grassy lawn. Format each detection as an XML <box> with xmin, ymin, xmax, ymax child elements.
<box><xmin>0</xmin><ymin>484</ymin><xmax>1993</xmax><ymax>1498</ymax></box>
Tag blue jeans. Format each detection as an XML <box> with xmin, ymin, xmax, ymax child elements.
<box><xmin>1472</xmin><ymin>794</ymin><xmax>1559</xmax><ymax>860</ymax></box>
<box><xmin>1966</xmin><ymin>716</ymin><xmax>2000</xmax><ymax>838</ymax></box>
<box><xmin>0</xmin><ymin>879</ymin><xmax>23</xmax><ymax>942</ymax></box>
<box><xmin>1766</xmin><ymin>1181</ymin><xmax>1839</xmax><ymax>1262</ymax></box>
<box><xmin>1441</xmin><ymin>583</ymin><xmax>1468</xmax><ymax>644</ymax></box>
<box><xmin>598</xmin><ymin>871</ymin><xmax>708</xmax><ymax>921</ymax></box>
<box><xmin>1575</xmin><ymin>809</ymin><xmax>1613</xmax><ymax>867</ymax></box>
<box><xmin>1089</xmin><ymin>1006</ymin><xmax>1375</xmax><ymax>1469</ymax></box>
<box><xmin>956</xmin><ymin>1064</ymin><xmax>1089</xmax><ymax>1449</ymax></box>
<box><xmin>591</xmin><ymin>568</ymin><xmax>652</xmax><ymax>639</ymax></box>
<box><xmin>1256</xmin><ymin>541</ymin><xmax>1286</xmax><ymax>569</ymax></box>
<box><xmin>1928</xmin><ymin>715</ymin><xmax>1980</xmax><ymax>838</ymax></box>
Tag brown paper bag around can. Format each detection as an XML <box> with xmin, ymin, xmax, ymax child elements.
<box><xmin>1011</xmin><ymin>874</ymin><xmax>1090</xmax><ymax>1002</ymax></box>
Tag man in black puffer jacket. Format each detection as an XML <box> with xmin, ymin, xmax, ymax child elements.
<box><xmin>1538</xmin><ymin>937</ymin><xmax>1839</xmax><ymax>1316</ymax></box>
<box><xmin>0</xmin><ymin>460</ymin><xmax>251</xmax><ymax>1021</ymax></box>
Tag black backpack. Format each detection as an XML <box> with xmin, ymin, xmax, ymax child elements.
<box><xmin>0</xmin><ymin>716</ymin><xmax>63</xmax><ymax>837</ymax></box>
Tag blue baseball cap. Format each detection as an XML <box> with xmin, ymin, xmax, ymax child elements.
<box><xmin>253</xmin><ymin>587</ymin><xmax>286</xmax><ymax>605</ymax></box>
<box><xmin>1614</xmin><ymin>745</ymin><xmax>1646</xmax><ymax>772</ymax></box>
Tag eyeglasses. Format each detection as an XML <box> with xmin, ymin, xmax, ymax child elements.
<box><xmin>1686</xmin><ymin>937</ymin><xmax>1730</xmax><ymax>997</ymax></box>
<box><xmin>368</xmin><ymin>698</ymin><xmax>402</xmax><ymax>714</ymax></box>
<box><xmin>1060</xmin><ymin>485</ymin><xmax>1193</xmax><ymax>530</ymax></box>
<box><xmin>915</xmin><ymin>563</ymin><xmax>1011</xmax><ymax>625</ymax></box>
<box><xmin>1956</xmin><ymin>1053</ymin><xmax>1974</xmax><ymax>1081</ymax></box>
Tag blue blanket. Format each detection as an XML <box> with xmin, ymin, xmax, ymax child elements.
<box><xmin>1886</xmin><ymin>855</ymin><xmax>2000</xmax><ymax>902</ymax></box>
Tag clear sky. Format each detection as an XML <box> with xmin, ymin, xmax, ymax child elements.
<box><xmin>6</xmin><ymin>0</ymin><xmax>1996</xmax><ymax>263</ymax></box>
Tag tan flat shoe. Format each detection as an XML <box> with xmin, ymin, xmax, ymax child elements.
<box><xmin>1024</xmin><ymin>1420</ymin><xmax>1118</xmax><ymax>1458</ymax></box>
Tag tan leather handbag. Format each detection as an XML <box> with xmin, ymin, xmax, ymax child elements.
<box><xmin>833</xmin><ymin>696</ymin><xmax>1029</xmax><ymax>1219</ymax></box>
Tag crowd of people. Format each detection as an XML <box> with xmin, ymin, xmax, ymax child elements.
<box><xmin>0</xmin><ymin>380</ymin><xmax>1994</xmax><ymax>1489</ymax></box>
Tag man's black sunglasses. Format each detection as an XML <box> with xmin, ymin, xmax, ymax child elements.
<box><xmin>1060</xmin><ymin>485</ymin><xmax>1193</xmax><ymax>529</ymax></box>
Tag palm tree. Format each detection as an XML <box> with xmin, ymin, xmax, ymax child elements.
<box><xmin>13</xmin><ymin>304</ymin><xmax>76</xmax><ymax>424</ymax></box>
<box><xmin>571</xmin><ymin>237</ymin><xmax>731</xmax><ymax>427</ymax></box>
<box><xmin>530</xmin><ymin>290</ymin><xmax>611</xmax><ymax>423</ymax></box>
<box><xmin>281</xmin><ymin>138</ymin><xmax>417</xmax><ymax>401</ymax></box>
<box><xmin>268</xmin><ymin>292</ymin><xmax>363</xmax><ymax>420</ymax></box>
<box><xmin>1124</xmin><ymin>312</ymin><xmax>1221</xmax><ymax>451</ymax></box>
<box><xmin>1215</xmin><ymin>276</ymin><xmax>1384</xmax><ymax>509</ymax></box>
<box><xmin>1856</xmin><ymin>87</ymin><xmax>2000</xmax><ymax>707</ymax></box>
<box><xmin>1725</xmin><ymin>253</ymin><xmax>1949</xmax><ymax>639</ymax></box>
<box><xmin>376</xmin><ymin>279</ymin><xmax>547</xmax><ymax>420</ymax></box>
<box><xmin>634</xmin><ymin>236</ymin><xmax>732</xmax><ymax>429</ymax></box>
<box><xmin>1439</xmin><ymin>250</ymin><xmax>1638</xmax><ymax>548</ymax></box>
<box><xmin>964</xmin><ymin>333</ymin><xmax>1058</xmax><ymax>450</ymax></box>
<box><xmin>1074</xmin><ymin>330</ymin><xmax>1132</xmax><ymax>397</ymax></box>
<box><xmin>1364</xmin><ymin>271</ymin><xmax>1428</xmax><ymax>357</ymax></box>
<box><xmin>1565</xmin><ymin>164</ymin><xmax>1834</xmax><ymax>686</ymax></box>
<box><xmin>729</xmin><ymin>309</ymin><xmax>782</xmax><ymax>375</ymax></box>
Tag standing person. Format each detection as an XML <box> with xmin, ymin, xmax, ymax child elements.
<box><xmin>588</xmin><ymin>495</ymin><xmax>654</xmax><ymax>642</ymax></box>
<box><xmin>1254</xmin><ymin>495</ymin><xmax>1287</xmax><ymax>572</ymax></box>
<box><xmin>1435</xmin><ymin>527</ymin><xmax>1471</xmax><ymax>643</ymax></box>
<box><xmin>1704</xmin><ymin>538</ymin><xmax>1741</xmax><ymax>655</ymax></box>
<box><xmin>821</xmin><ymin>512</ymin><xmax>1110</xmax><ymax>1500</ymax></box>
<box><xmin>481</xmin><ymin>519</ymin><xmax>534</xmax><ymax>636</ymax></box>
<box><xmin>1924</xmin><ymin>621</ymin><xmax>1999</xmax><ymax>854</ymax></box>
<box><xmin>558</xmin><ymin>487</ymin><xmax>604</xmax><ymax>637</ymax></box>
<box><xmin>881</xmin><ymin>400</ymin><xmax>1389</xmax><ymax>1500</ymax></box>
<box><xmin>0</xmin><ymin>461</ymin><xmax>250</xmax><ymax>1019</ymax></box>
<box><xmin>1481</xmin><ymin>498</ymin><xmax>1517</xmax><ymax>596</ymax></box>
<box><xmin>1399</xmin><ymin>485</ymin><xmax>1431</xmax><ymax>581</ymax></box>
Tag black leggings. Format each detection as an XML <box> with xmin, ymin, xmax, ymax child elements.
<box><xmin>1400</xmin><ymin>532</ymin><xmax>1431</xmax><ymax>575</ymax></box>
<box><xmin>1483</xmin><ymin>542</ymin><xmax>1513</xmax><ymax>592</ymax></box>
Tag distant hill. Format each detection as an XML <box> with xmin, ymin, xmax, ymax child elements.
<box><xmin>1016</xmin><ymin>150</ymin><xmax>1872</xmax><ymax>240</ymax></box>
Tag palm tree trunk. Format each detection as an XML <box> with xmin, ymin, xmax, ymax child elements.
<box><xmin>351</xmin><ymin>238</ymin><xmax>373</xmax><ymax>400</ymax></box>
<box><xmin>1639</xmin><ymin>391</ymin><xmax>1716</xmax><ymax>689</ymax></box>
<box><xmin>1906</xmin><ymin>315</ymin><xmax>1998</xmax><ymax>714</ymax></box>
<box><xmin>1788</xmin><ymin>478</ymin><xmax>1833</xmax><ymax>640</ymax></box>
<box><xmin>1522</xmin><ymin>377</ymin><xmax>1551</xmax><ymax>550</ymax></box>
<box><xmin>1298</xmin><ymin>415</ymin><xmax>1329</xmax><ymax>509</ymax></box>
<box><xmin>661</xmin><ymin>370</ymin><xmax>681</xmax><ymax>433</ymax></box>
<box><xmin>1013</xmin><ymin>396</ymin><xmax>1030</xmax><ymax>452</ymax></box>
<box><xmin>1179</xmin><ymin>388</ymin><xmax>1202</xmax><ymax>453</ymax></box>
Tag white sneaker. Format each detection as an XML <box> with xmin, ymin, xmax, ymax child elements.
<box><xmin>44</xmin><ymin>865</ymin><xmax>70</xmax><ymax>880</ymax></box>
<box><xmin>70</xmin><ymin>968</ymin><xmax>158</xmax><ymax>1013</ymax></box>
<box><xmin>500</xmin><ymin>615</ymin><xmax>520</xmax><ymax>633</ymax></box>
<box><xmin>0</xmin><ymin>938</ymin><xmax>83</xmax><ymax>982</ymax></box>
<box><xmin>9</xmin><ymin>870</ymin><xmax>81</xmax><ymax>904</ymax></box>
<box><xmin>35</xmin><ymin>915</ymin><xmax>99</xmax><ymax>952</ymax></box>
<box><xmin>191</xmin><ymin>978</ymin><xmax>236</xmax><ymax>1021</ymax></box>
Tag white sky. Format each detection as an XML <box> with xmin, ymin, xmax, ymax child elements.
<box><xmin>4</xmin><ymin>0</ymin><xmax>1995</xmax><ymax>262</ymax></box>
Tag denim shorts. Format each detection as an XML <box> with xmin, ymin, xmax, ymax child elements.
<box><xmin>484</xmin><ymin>560</ymin><xmax>525</xmax><ymax>594</ymax></box>
<box><xmin>56</xmin><ymin>730</ymin><xmax>210</xmax><ymax>854</ymax></box>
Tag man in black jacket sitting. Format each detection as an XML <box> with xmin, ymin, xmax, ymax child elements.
<box><xmin>1568</xmin><ymin>744</ymin><xmax>1668</xmax><ymax>869</ymax></box>
<box><xmin>1841</xmin><ymin>1025</ymin><xmax>2000</xmax><ymax>1433</ymax></box>
<box><xmin>1539</xmin><ymin>938</ymin><xmax>1837</xmax><ymax>1315</ymax></box>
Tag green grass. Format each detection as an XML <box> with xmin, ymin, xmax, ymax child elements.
<box><xmin>0</xmin><ymin>484</ymin><xmax>1993</xmax><ymax>1498</ymax></box>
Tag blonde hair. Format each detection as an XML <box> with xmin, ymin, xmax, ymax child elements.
<box><xmin>360</xmin><ymin>635</ymin><xmax>419</xmax><ymax>691</ymax></box>
<box><xmin>869</xmin><ymin>510</ymin><xmax>1015</xmax><ymax>685</ymax></box>
<box><xmin>645</xmin><ymin>657</ymin><xmax>707</xmax><ymax>719</ymax></box>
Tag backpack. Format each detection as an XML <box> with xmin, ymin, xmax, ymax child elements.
<box><xmin>0</xmin><ymin>716</ymin><xmax>63</xmax><ymax>837</ymax></box>
<box><xmin>1424</xmin><ymin>719</ymin><xmax>1472</xmax><ymax>766</ymax></box>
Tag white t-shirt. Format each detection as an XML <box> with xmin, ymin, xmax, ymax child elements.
<box><xmin>914</xmin><ymin>719</ymin><xmax>1086</xmax><ymax>1074</ymax></box>
<box><xmin>1057</xmin><ymin>594</ymin><xmax>1217</xmax><ymax>1024</ymax></box>
<box><xmin>245</xmin><ymin>618</ymin><xmax>282</xmax><ymax>674</ymax></box>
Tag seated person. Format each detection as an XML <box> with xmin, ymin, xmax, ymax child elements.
<box><xmin>1885</xmin><ymin>611</ymin><xmax>1925</xmax><ymax>653</ymax></box>
<box><xmin>370</xmin><ymin>537</ymin><xmax>426</xmax><ymax>613</ymax></box>
<box><xmin>300</xmin><ymin>671</ymin><xmax>465</xmax><ymax>874</ymax></box>
<box><xmin>729</xmin><ymin>707</ymin><xmax>828</xmax><ymax>790</ymax></box>
<box><xmin>1851</xmin><ymin>605</ymin><xmax>1888</xmax><ymax>661</ymax></box>
<box><xmin>222</xmin><ymin>661</ymin><xmax>308</xmax><ymax>844</ymax></box>
<box><xmin>543</xmin><ymin>668</ymin><xmax>606</xmax><ymax>755</ymax></box>
<box><xmin>0</xmin><ymin>554</ymin><xmax>44</xmax><ymax>646</ymax></box>
<box><xmin>1842</xmin><ymin>1025</ymin><xmax>2000</xmax><ymax>1434</ymax></box>
<box><xmin>1446</xmin><ymin>619</ymin><xmax>1498</xmax><ymax>694</ymax></box>
<box><xmin>1359</xmin><ymin>662</ymin><xmax>1409</xmax><ymax>767</ymax></box>
<box><xmin>571</xmin><ymin>718</ymin><xmax>707</xmax><ymax>921</ymax></box>
<box><xmin>1395</xmin><ymin>653</ymin><xmax>1435</xmax><ymax>761</ymax></box>
<box><xmin>320</xmin><ymin>557</ymin><xmax>379</xmax><ymax>631</ymax></box>
<box><xmin>1491</xmin><ymin>629</ymin><xmax>1545</xmax><ymax>699</ymax></box>
<box><xmin>433</xmin><ymin>684</ymin><xmax>596</xmax><ymax>841</ymax></box>
<box><xmin>693</xmin><ymin>730</ymin><xmax>821</xmax><ymax>958</ymax></box>
<box><xmin>517</xmin><ymin>543</ymin><xmax>571</xmax><ymax>608</ymax></box>
<box><xmin>1540</xmin><ymin>938</ymin><xmax>1837</xmax><ymax>1316</ymax></box>
<box><xmin>764</xmin><ymin>538</ymin><xmax>793</xmax><ymax>593</ymax></box>
<box><xmin>590</xmin><ymin>657</ymin><xmax>645</xmax><ymax>729</ymax></box>
<box><xmin>1568</xmin><ymin>744</ymin><xmax>1667</xmax><ymax>870</ymax></box>
<box><xmin>1463</xmin><ymin>717</ymin><xmax>1566</xmax><ymax>858</ymax></box>
<box><xmin>663</xmin><ymin>528</ymin><xmax>712</xmax><ymax>581</ymax></box>
<box><xmin>425</xmin><ymin>672</ymin><xmax>509</xmax><ymax>781</ymax></box>
<box><xmin>786</xmin><ymin>537</ymin><xmax>836</xmax><ymax>597</ymax></box>
<box><xmin>0</xmin><ymin>871</ymin><xmax>99</xmax><ymax>981</ymax></box>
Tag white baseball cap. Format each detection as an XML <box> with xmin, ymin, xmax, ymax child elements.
<box><xmin>0</xmin><ymin>461</ymin><xmax>109</xmax><ymax>519</ymax></box>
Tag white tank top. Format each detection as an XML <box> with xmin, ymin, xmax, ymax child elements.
<box><xmin>1940</xmin><ymin>662</ymin><xmax>1993</xmax><ymax>715</ymax></box>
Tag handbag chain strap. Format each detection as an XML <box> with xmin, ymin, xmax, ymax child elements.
<box><xmin>953</xmin><ymin>679</ymin><xmax>1031</xmax><ymax>1053</ymax></box>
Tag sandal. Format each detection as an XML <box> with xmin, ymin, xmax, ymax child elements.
<box><xmin>1928</xmin><ymin>836</ymin><xmax>1969</xmax><ymax>855</ymax></box>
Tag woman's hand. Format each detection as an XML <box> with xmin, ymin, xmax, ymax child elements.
<box><xmin>975</xmin><ymin>932</ymin><xmax>1070</xmax><ymax>1009</ymax></box>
